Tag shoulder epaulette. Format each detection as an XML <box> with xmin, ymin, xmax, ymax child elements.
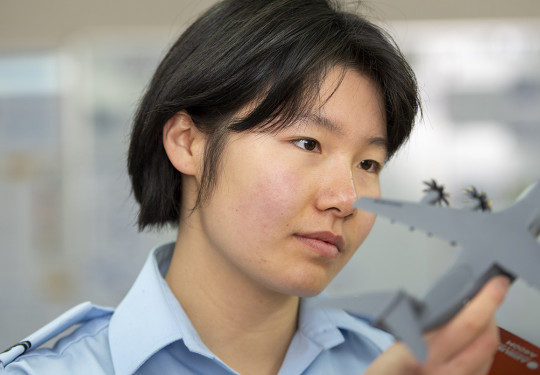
<box><xmin>0</xmin><ymin>301</ymin><xmax>113</xmax><ymax>367</ymax></box>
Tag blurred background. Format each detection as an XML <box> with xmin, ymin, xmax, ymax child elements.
<box><xmin>1</xmin><ymin>0</ymin><xmax>539</xmax><ymax>350</ymax></box>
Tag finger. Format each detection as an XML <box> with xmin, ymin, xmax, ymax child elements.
<box><xmin>427</xmin><ymin>276</ymin><xmax>510</xmax><ymax>364</ymax></box>
<box><xmin>442</xmin><ymin>357</ymin><xmax>495</xmax><ymax>375</ymax></box>
<box><xmin>426</xmin><ymin>318</ymin><xmax>500</xmax><ymax>375</ymax></box>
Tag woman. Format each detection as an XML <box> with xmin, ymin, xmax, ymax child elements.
<box><xmin>1</xmin><ymin>0</ymin><xmax>508</xmax><ymax>374</ymax></box>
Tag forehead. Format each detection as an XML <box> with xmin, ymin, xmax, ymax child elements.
<box><xmin>314</xmin><ymin>68</ymin><xmax>386</xmax><ymax>136</ymax></box>
<box><xmin>318</xmin><ymin>66</ymin><xmax>384</xmax><ymax>112</ymax></box>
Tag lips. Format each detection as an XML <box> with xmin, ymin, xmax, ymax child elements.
<box><xmin>295</xmin><ymin>231</ymin><xmax>345</xmax><ymax>258</ymax></box>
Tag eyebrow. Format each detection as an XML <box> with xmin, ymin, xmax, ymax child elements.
<box><xmin>368</xmin><ymin>136</ymin><xmax>388</xmax><ymax>149</ymax></box>
<box><xmin>299</xmin><ymin>112</ymin><xmax>388</xmax><ymax>150</ymax></box>
<box><xmin>300</xmin><ymin>113</ymin><xmax>343</xmax><ymax>135</ymax></box>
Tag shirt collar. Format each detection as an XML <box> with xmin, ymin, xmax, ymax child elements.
<box><xmin>312</xmin><ymin>302</ymin><xmax>395</xmax><ymax>350</ymax></box>
<box><xmin>293</xmin><ymin>296</ymin><xmax>393</xmax><ymax>355</ymax></box>
<box><xmin>108</xmin><ymin>242</ymin><xmax>392</xmax><ymax>374</ymax></box>
<box><xmin>109</xmin><ymin>242</ymin><xmax>218</xmax><ymax>375</ymax></box>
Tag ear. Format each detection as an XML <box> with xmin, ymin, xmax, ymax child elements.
<box><xmin>163</xmin><ymin>111</ymin><xmax>205</xmax><ymax>176</ymax></box>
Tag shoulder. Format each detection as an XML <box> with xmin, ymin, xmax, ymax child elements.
<box><xmin>1</xmin><ymin>302</ymin><xmax>114</xmax><ymax>375</ymax></box>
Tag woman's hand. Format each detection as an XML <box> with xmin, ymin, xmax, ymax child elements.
<box><xmin>365</xmin><ymin>276</ymin><xmax>511</xmax><ymax>375</ymax></box>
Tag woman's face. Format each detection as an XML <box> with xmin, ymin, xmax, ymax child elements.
<box><xmin>195</xmin><ymin>68</ymin><xmax>387</xmax><ymax>297</ymax></box>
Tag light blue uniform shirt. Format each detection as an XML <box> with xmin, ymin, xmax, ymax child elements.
<box><xmin>1</xmin><ymin>243</ymin><xmax>394</xmax><ymax>374</ymax></box>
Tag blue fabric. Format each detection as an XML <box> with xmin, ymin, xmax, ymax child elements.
<box><xmin>1</xmin><ymin>243</ymin><xmax>394</xmax><ymax>374</ymax></box>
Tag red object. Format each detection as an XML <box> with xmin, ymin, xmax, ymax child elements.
<box><xmin>489</xmin><ymin>327</ymin><xmax>540</xmax><ymax>374</ymax></box>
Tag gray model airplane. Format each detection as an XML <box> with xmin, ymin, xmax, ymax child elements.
<box><xmin>310</xmin><ymin>180</ymin><xmax>540</xmax><ymax>361</ymax></box>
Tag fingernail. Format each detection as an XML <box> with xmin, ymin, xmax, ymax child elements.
<box><xmin>496</xmin><ymin>277</ymin><xmax>511</xmax><ymax>293</ymax></box>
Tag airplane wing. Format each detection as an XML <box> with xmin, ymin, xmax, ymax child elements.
<box><xmin>355</xmin><ymin>197</ymin><xmax>484</xmax><ymax>245</ymax></box>
<box><xmin>499</xmin><ymin>235</ymin><xmax>540</xmax><ymax>291</ymax></box>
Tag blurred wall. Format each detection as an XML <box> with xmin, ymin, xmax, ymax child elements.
<box><xmin>1</xmin><ymin>0</ymin><xmax>540</xmax><ymax>351</ymax></box>
<box><xmin>2</xmin><ymin>0</ymin><xmax>540</xmax><ymax>48</ymax></box>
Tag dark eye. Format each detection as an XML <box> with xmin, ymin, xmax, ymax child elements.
<box><xmin>359</xmin><ymin>160</ymin><xmax>381</xmax><ymax>173</ymax></box>
<box><xmin>293</xmin><ymin>138</ymin><xmax>320</xmax><ymax>152</ymax></box>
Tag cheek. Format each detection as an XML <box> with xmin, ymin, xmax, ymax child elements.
<box><xmin>235</xmin><ymin>165</ymin><xmax>304</xmax><ymax>232</ymax></box>
<box><xmin>347</xmin><ymin>211</ymin><xmax>377</xmax><ymax>254</ymax></box>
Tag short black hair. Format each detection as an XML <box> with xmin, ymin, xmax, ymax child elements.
<box><xmin>127</xmin><ymin>0</ymin><xmax>420</xmax><ymax>231</ymax></box>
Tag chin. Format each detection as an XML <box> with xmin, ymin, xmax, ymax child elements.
<box><xmin>295</xmin><ymin>289</ymin><xmax>326</xmax><ymax>299</ymax></box>
<box><xmin>275</xmin><ymin>274</ymin><xmax>333</xmax><ymax>299</ymax></box>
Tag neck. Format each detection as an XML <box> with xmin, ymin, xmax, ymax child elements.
<box><xmin>165</xmin><ymin>224</ymin><xmax>299</xmax><ymax>375</ymax></box>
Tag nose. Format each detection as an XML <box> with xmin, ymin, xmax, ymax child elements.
<box><xmin>315</xmin><ymin>165</ymin><xmax>357</xmax><ymax>217</ymax></box>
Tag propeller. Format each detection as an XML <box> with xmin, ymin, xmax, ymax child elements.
<box><xmin>422</xmin><ymin>179</ymin><xmax>450</xmax><ymax>206</ymax></box>
<box><xmin>463</xmin><ymin>186</ymin><xmax>492</xmax><ymax>212</ymax></box>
